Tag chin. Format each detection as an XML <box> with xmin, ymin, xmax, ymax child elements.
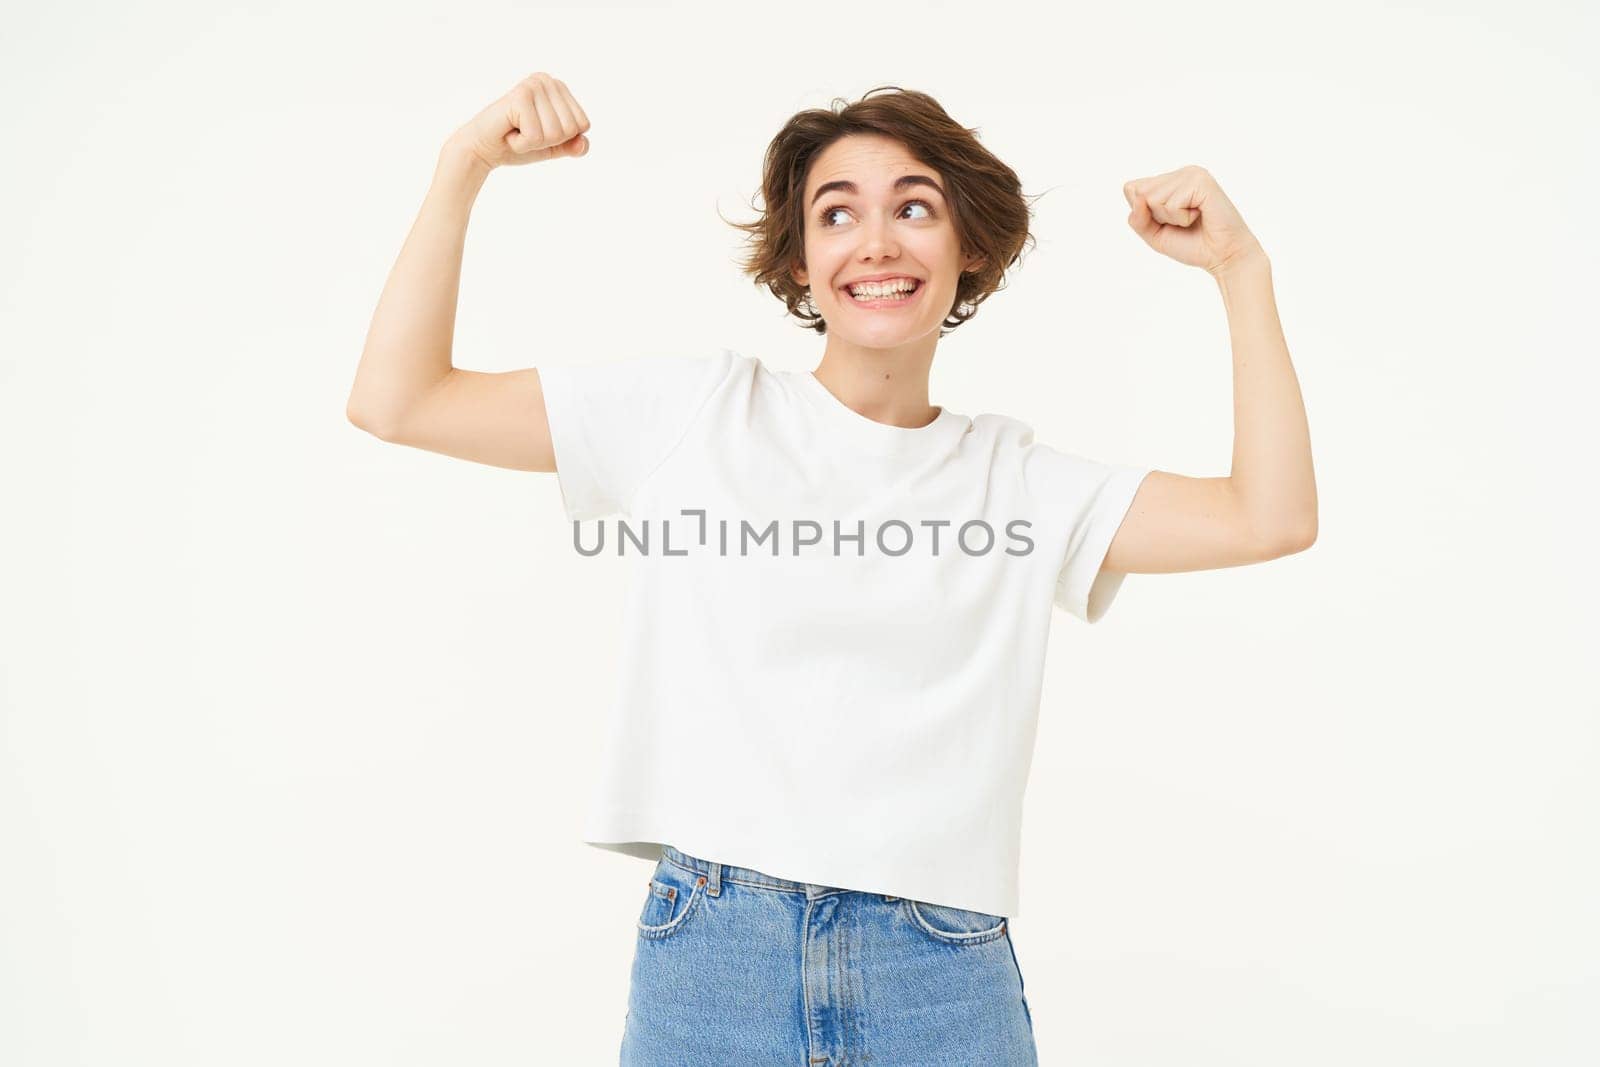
<box><xmin>839</xmin><ymin>328</ymin><xmax>932</xmax><ymax>349</ymax></box>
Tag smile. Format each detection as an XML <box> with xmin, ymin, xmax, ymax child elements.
<box><xmin>840</xmin><ymin>279</ymin><xmax>924</xmax><ymax>309</ymax></box>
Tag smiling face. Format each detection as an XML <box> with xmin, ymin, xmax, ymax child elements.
<box><xmin>792</xmin><ymin>134</ymin><xmax>984</xmax><ymax>355</ymax></box>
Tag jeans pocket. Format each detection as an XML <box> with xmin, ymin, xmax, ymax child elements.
<box><xmin>903</xmin><ymin>898</ymin><xmax>1009</xmax><ymax>946</ymax></box>
<box><xmin>636</xmin><ymin>857</ymin><xmax>706</xmax><ymax>941</ymax></box>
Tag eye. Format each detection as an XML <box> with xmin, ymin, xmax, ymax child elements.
<box><xmin>817</xmin><ymin>198</ymin><xmax>937</xmax><ymax>228</ymax></box>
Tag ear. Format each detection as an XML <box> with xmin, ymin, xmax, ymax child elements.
<box><xmin>791</xmin><ymin>261</ymin><xmax>809</xmax><ymax>288</ymax></box>
<box><xmin>963</xmin><ymin>253</ymin><xmax>986</xmax><ymax>274</ymax></box>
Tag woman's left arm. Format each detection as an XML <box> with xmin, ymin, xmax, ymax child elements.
<box><xmin>1103</xmin><ymin>166</ymin><xmax>1317</xmax><ymax>576</ymax></box>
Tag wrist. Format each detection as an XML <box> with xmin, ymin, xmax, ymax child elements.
<box><xmin>1210</xmin><ymin>246</ymin><xmax>1271</xmax><ymax>286</ymax></box>
<box><xmin>432</xmin><ymin>139</ymin><xmax>493</xmax><ymax>199</ymax></box>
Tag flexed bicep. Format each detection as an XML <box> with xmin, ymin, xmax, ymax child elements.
<box><xmin>1102</xmin><ymin>471</ymin><xmax>1313</xmax><ymax>576</ymax></box>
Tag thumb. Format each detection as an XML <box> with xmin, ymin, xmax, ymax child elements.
<box><xmin>559</xmin><ymin>133</ymin><xmax>590</xmax><ymax>158</ymax></box>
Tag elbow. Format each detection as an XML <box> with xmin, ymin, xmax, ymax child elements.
<box><xmin>1232</xmin><ymin>479</ymin><xmax>1317</xmax><ymax>560</ymax></box>
<box><xmin>346</xmin><ymin>396</ymin><xmax>394</xmax><ymax>440</ymax></box>
<box><xmin>1292</xmin><ymin>505</ymin><xmax>1319</xmax><ymax>551</ymax></box>
<box><xmin>1265</xmin><ymin>513</ymin><xmax>1317</xmax><ymax>558</ymax></box>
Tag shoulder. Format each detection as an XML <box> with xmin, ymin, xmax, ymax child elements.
<box><xmin>966</xmin><ymin>411</ymin><xmax>1121</xmax><ymax>504</ymax></box>
<box><xmin>958</xmin><ymin>409</ymin><xmax>1044</xmax><ymax>454</ymax></box>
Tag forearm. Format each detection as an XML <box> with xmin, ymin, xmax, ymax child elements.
<box><xmin>346</xmin><ymin>139</ymin><xmax>492</xmax><ymax>431</ymax></box>
<box><xmin>1216</xmin><ymin>254</ymin><xmax>1318</xmax><ymax>549</ymax></box>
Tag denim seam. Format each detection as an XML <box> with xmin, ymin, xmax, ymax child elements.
<box><xmin>1005</xmin><ymin>927</ymin><xmax>1035</xmax><ymax>1034</ymax></box>
<box><xmin>637</xmin><ymin>875</ymin><xmax>705</xmax><ymax>939</ymax></box>
<box><xmin>801</xmin><ymin>897</ymin><xmax>817</xmax><ymax>1065</ymax></box>
<box><xmin>662</xmin><ymin>854</ymin><xmax>841</xmax><ymax>897</ymax></box>
<box><xmin>905</xmin><ymin>899</ymin><xmax>1009</xmax><ymax>945</ymax></box>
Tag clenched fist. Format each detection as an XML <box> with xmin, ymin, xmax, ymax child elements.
<box><xmin>1123</xmin><ymin>166</ymin><xmax>1265</xmax><ymax>277</ymax></box>
<box><xmin>450</xmin><ymin>72</ymin><xmax>591</xmax><ymax>171</ymax></box>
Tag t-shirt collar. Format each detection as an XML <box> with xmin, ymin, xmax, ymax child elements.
<box><xmin>793</xmin><ymin>369</ymin><xmax>968</xmax><ymax>458</ymax></box>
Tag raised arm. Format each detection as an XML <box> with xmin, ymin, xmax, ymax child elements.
<box><xmin>345</xmin><ymin>73</ymin><xmax>591</xmax><ymax>473</ymax></box>
<box><xmin>1103</xmin><ymin>166</ymin><xmax>1317</xmax><ymax>575</ymax></box>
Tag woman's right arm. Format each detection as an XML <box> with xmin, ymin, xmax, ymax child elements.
<box><xmin>345</xmin><ymin>73</ymin><xmax>591</xmax><ymax>473</ymax></box>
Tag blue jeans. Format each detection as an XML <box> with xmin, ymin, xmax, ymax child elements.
<box><xmin>620</xmin><ymin>844</ymin><xmax>1038</xmax><ymax>1066</ymax></box>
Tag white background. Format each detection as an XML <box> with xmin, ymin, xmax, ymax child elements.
<box><xmin>3</xmin><ymin>1</ymin><xmax>1595</xmax><ymax>1064</ymax></box>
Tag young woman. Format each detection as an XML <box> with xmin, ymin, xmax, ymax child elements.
<box><xmin>348</xmin><ymin>73</ymin><xmax>1316</xmax><ymax>1066</ymax></box>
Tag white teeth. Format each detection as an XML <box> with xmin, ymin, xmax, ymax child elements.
<box><xmin>846</xmin><ymin>279</ymin><xmax>918</xmax><ymax>298</ymax></box>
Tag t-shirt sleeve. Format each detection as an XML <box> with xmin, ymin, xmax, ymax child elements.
<box><xmin>537</xmin><ymin>348</ymin><xmax>734</xmax><ymax>520</ymax></box>
<box><xmin>1021</xmin><ymin>442</ymin><xmax>1154</xmax><ymax>624</ymax></box>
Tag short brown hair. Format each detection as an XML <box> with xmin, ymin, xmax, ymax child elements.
<box><xmin>724</xmin><ymin>86</ymin><xmax>1039</xmax><ymax>336</ymax></box>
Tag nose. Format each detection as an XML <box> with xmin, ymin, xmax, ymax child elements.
<box><xmin>857</xmin><ymin>213</ymin><xmax>899</xmax><ymax>262</ymax></box>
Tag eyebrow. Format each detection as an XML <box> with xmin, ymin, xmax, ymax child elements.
<box><xmin>809</xmin><ymin>174</ymin><xmax>946</xmax><ymax>208</ymax></box>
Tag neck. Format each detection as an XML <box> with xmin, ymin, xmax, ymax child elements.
<box><xmin>811</xmin><ymin>335</ymin><xmax>941</xmax><ymax>429</ymax></box>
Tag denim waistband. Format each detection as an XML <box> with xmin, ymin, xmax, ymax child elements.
<box><xmin>662</xmin><ymin>844</ymin><xmax>899</xmax><ymax>904</ymax></box>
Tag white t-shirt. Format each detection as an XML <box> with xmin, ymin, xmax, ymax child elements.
<box><xmin>537</xmin><ymin>348</ymin><xmax>1151</xmax><ymax>918</ymax></box>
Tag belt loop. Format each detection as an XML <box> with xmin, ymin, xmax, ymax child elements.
<box><xmin>707</xmin><ymin>860</ymin><xmax>722</xmax><ymax>897</ymax></box>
